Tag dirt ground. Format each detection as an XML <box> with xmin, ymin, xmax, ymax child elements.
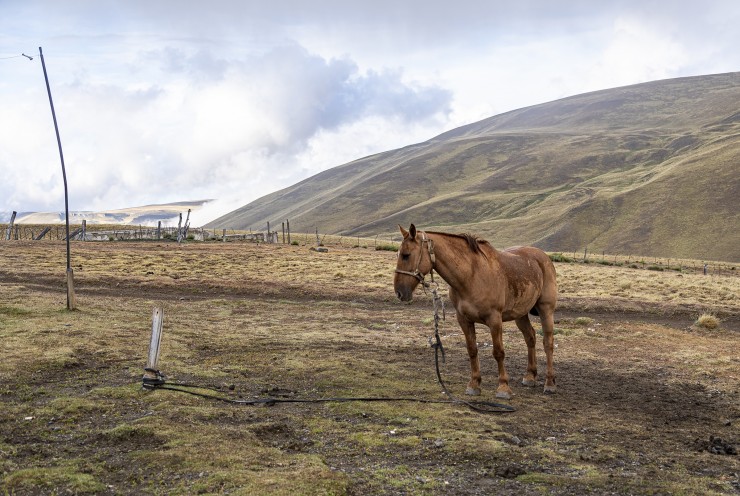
<box><xmin>0</xmin><ymin>241</ymin><xmax>738</xmax><ymax>495</ymax></box>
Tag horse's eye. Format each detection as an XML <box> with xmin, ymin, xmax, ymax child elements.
<box><xmin>402</xmin><ymin>254</ymin><xmax>410</xmax><ymax>261</ymax></box>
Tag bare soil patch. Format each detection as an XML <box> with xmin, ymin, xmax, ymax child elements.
<box><xmin>1</xmin><ymin>241</ymin><xmax>738</xmax><ymax>495</ymax></box>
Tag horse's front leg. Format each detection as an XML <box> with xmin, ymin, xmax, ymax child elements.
<box><xmin>456</xmin><ymin>314</ymin><xmax>481</xmax><ymax>396</ymax></box>
<box><xmin>487</xmin><ymin>312</ymin><xmax>513</xmax><ymax>399</ymax></box>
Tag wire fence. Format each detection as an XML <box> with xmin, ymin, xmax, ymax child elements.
<box><xmin>2</xmin><ymin>223</ymin><xmax>737</xmax><ymax>276</ymax></box>
<box><xmin>549</xmin><ymin>251</ymin><xmax>739</xmax><ymax>277</ymax></box>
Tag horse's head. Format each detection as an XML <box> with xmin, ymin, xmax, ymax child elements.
<box><xmin>394</xmin><ymin>223</ymin><xmax>433</xmax><ymax>302</ymax></box>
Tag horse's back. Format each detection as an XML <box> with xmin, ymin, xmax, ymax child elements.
<box><xmin>501</xmin><ymin>246</ymin><xmax>554</xmax><ymax>273</ymax></box>
<box><xmin>500</xmin><ymin>246</ymin><xmax>558</xmax><ymax>305</ymax></box>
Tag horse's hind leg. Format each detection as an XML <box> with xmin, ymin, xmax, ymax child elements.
<box><xmin>515</xmin><ymin>315</ymin><xmax>538</xmax><ymax>386</ymax></box>
<box><xmin>457</xmin><ymin>315</ymin><xmax>482</xmax><ymax>396</ymax></box>
<box><xmin>539</xmin><ymin>306</ymin><xmax>557</xmax><ymax>394</ymax></box>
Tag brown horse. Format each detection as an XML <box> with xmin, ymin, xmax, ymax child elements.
<box><xmin>394</xmin><ymin>224</ymin><xmax>558</xmax><ymax>399</ymax></box>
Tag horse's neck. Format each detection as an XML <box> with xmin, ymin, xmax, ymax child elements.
<box><xmin>428</xmin><ymin>232</ymin><xmax>488</xmax><ymax>290</ymax></box>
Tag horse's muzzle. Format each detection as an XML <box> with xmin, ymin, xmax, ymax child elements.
<box><xmin>395</xmin><ymin>287</ymin><xmax>413</xmax><ymax>302</ymax></box>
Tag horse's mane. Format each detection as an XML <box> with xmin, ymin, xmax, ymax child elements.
<box><xmin>428</xmin><ymin>231</ymin><xmax>490</xmax><ymax>256</ymax></box>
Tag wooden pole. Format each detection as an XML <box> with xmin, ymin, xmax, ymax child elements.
<box><xmin>66</xmin><ymin>268</ymin><xmax>77</xmax><ymax>309</ymax></box>
<box><xmin>39</xmin><ymin>46</ymin><xmax>75</xmax><ymax>310</ymax></box>
<box><xmin>177</xmin><ymin>213</ymin><xmax>183</xmax><ymax>243</ymax></box>
<box><xmin>287</xmin><ymin>219</ymin><xmax>291</xmax><ymax>244</ymax></box>
<box><xmin>282</xmin><ymin>222</ymin><xmax>285</xmax><ymax>244</ymax></box>
<box><xmin>183</xmin><ymin>209</ymin><xmax>191</xmax><ymax>239</ymax></box>
<box><xmin>143</xmin><ymin>307</ymin><xmax>164</xmax><ymax>387</ymax></box>
<box><xmin>34</xmin><ymin>226</ymin><xmax>51</xmax><ymax>240</ymax></box>
<box><xmin>4</xmin><ymin>211</ymin><xmax>16</xmax><ymax>240</ymax></box>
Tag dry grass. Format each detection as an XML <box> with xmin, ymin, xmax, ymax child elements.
<box><xmin>0</xmin><ymin>240</ymin><xmax>738</xmax><ymax>495</ymax></box>
<box><xmin>555</xmin><ymin>261</ymin><xmax>740</xmax><ymax>315</ymax></box>
<box><xmin>695</xmin><ymin>313</ymin><xmax>721</xmax><ymax>330</ymax></box>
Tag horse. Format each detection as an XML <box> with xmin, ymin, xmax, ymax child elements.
<box><xmin>394</xmin><ymin>224</ymin><xmax>558</xmax><ymax>399</ymax></box>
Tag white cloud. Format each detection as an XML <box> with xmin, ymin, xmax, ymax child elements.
<box><xmin>586</xmin><ymin>18</ymin><xmax>689</xmax><ymax>89</ymax></box>
<box><xmin>1</xmin><ymin>40</ymin><xmax>452</xmax><ymax>216</ymax></box>
<box><xmin>0</xmin><ymin>0</ymin><xmax>738</xmax><ymax>223</ymax></box>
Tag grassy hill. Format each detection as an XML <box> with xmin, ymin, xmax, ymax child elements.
<box><xmin>206</xmin><ymin>73</ymin><xmax>740</xmax><ymax>262</ymax></box>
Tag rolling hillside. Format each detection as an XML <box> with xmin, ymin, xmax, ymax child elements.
<box><xmin>207</xmin><ymin>73</ymin><xmax>740</xmax><ymax>261</ymax></box>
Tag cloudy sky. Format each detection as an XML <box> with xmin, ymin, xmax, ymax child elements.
<box><xmin>1</xmin><ymin>1</ymin><xmax>738</xmax><ymax>225</ymax></box>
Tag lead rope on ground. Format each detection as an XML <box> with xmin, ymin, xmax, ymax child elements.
<box><xmin>142</xmin><ymin>287</ymin><xmax>514</xmax><ymax>413</ymax></box>
<box><xmin>427</xmin><ymin>281</ymin><xmax>515</xmax><ymax>413</ymax></box>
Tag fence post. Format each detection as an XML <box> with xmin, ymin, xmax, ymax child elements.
<box><xmin>183</xmin><ymin>209</ymin><xmax>191</xmax><ymax>240</ymax></box>
<box><xmin>4</xmin><ymin>211</ymin><xmax>16</xmax><ymax>240</ymax></box>
<box><xmin>143</xmin><ymin>307</ymin><xmax>164</xmax><ymax>387</ymax></box>
<box><xmin>176</xmin><ymin>214</ymin><xmax>183</xmax><ymax>243</ymax></box>
<box><xmin>282</xmin><ymin>222</ymin><xmax>285</xmax><ymax>244</ymax></box>
<box><xmin>287</xmin><ymin>219</ymin><xmax>291</xmax><ymax>245</ymax></box>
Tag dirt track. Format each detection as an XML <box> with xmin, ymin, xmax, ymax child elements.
<box><xmin>1</xmin><ymin>241</ymin><xmax>738</xmax><ymax>494</ymax></box>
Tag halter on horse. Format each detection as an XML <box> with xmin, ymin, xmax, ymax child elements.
<box><xmin>394</xmin><ymin>224</ymin><xmax>558</xmax><ymax>399</ymax></box>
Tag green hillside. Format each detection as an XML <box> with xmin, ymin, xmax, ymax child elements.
<box><xmin>206</xmin><ymin>72</ymin><xmax>740</xmax><ymax>261</ymax></box>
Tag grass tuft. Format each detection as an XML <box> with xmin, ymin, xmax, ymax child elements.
<box><xmin>694</xmin><ymin>313</ymin><xmax>720</xmax><ymax>330</ymax></box>
<box><xmin>3</xmin><ymin>467</ymin><xmax>105</xmax><ymax>494</ymax></box>
<box><xmin>0</xmin><ymin>305</ymin><xmax>31</xmax><ymax>316</ymax></box>
<box><xmin>573</xmin><ymin>317</ymin><xmax>595</xmax><ymax>326</ymax></box>
<box><xmin>549</xmin><ymin>253</ymin><xmax>574</xmax><ymax>263</ymax></box>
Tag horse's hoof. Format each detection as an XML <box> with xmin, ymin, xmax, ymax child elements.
<box><xmin>543</xmin><ymin>386</ymin><xmax>556</xmax><ymax>394</ymax></box>
<box><xmin>521</xmin><ymin>378</ymin><xmax>537</xmax><ymax>387</ymax></box>
<box><xmin>465</xmin><ymin>387</ymin><xmax>481</xmax><ymax>396</ymax></box>
<box><xmin>495</xmin><ymin>389</ymin><xmax>512</xmax><ymax>400</ymax></box>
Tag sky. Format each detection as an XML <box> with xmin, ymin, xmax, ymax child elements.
<box><xmin>1</xmin><ymin>0</ymin><xmax>738</xmax><ymax>226</ymax></box>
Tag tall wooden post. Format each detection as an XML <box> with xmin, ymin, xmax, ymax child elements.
<box><xmin>286</xmin><ymin>219</ymin><xmax>291</xmax><ymax>244</ymax></box>
<box><xmin>282</xmin><ymin>222</ymin><xmax>285</xmax><ymax>244</ymax></box>
<box><xmin>40</xmin><ymin>46</ymin><xmax>75</xmax><ymax>310</ymax></box>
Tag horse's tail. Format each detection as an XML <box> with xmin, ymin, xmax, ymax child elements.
<box><xmin>529</xmin><ymin>307</ymin><xmax>539</xmax><ymax>317</ymax></box>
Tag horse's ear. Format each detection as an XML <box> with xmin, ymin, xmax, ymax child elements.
<box><xmin>398</xmin><ymin>224</ymin><xmax>409</xmax><ymax>238</ymax></box>
<box><xmin>409</xmin><ymin>224</ymin><xmax>417</xmax><ymax>240</ymax></box>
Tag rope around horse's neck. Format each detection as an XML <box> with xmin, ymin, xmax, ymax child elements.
<box><xmin>427</xmin><ymin>282</ymin><xmax>515</xmax><ymax>413</ymax></box>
